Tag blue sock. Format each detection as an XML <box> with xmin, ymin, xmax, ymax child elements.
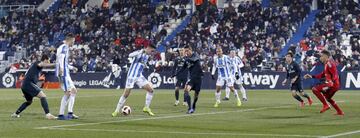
<box><xmin>293</xmin><ymin>95</ymin><xmax>304</xmax><ymax>102</ymax></box>
<box><xmin>16</xmin><ymin>101</ymin><xmax>32</xmax><ymax>114</ymax></box>
<box><xmin>40</xmin><ymin>97</ymin><xmax>49</xmax><ymax>114</ymax></box>
<box><xmin>184</xmin><ymin>92</ymin><xmax>191</xmax><ymax>110</ymax></box>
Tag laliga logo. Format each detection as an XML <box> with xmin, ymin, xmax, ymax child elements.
<box><xmin>2</xmin><ymin>73</ymin><xmax>15</xmax><ymax>88</ymax></box>
<box><xmin>148</xmin><ymin>73</ymin><xmax>162</xmax><ymax>88</ymax></box>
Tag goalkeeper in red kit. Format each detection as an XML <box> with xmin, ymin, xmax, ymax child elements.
<box><xmin>304</xmin><ymin>50</ymin><xmax>344</xmax><ymax>116</ymax></box>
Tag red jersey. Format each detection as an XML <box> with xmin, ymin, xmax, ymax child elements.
<box><xmin>313</xmin><ymin>60</ymin><xmax>339</xmax><ymax>87</ymax></box>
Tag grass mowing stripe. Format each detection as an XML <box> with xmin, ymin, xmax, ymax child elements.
<box><xmin>48</xmin><ymin>128</ymin><xmax>323</xmax><ymax>138</ymax></box>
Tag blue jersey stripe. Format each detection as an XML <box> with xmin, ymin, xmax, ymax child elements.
<box><xmin>137</xmin><ymin>65</ymin><xmax>144</xmax><ymax>77</ymax></box>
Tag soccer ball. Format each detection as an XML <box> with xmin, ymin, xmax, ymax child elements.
<box><xmin>122</xmin><ymin>106</ymin><xmax>131</xmax><ymax>115</ymax></box>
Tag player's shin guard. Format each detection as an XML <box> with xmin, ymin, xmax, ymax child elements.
<box><xmin>68</xmin><ymin>94</ymin><xmax>76</xmax><ymax>113</ymax></box>
<box><xmin>40</xmin><ymin>97</ymin><xmax>50</xmax><ymax>114</ymax></box>
<box><xmin>175</xmin><ymin>89</ymin><xmax>179</xmax><ymax>101</ymax></box>
<box><xmin>16</xmin><ymin>101</ymin><xmax>32</xmax><ymax>114</ymax></box>
<box><xmin>184</xmin><ymin>92</ymin><xmax>191</xmax><ymax>110</ymax></box>
<box><xmin>311</xmin><ymin>87</ymin><xmax>328</xmax><ymax>107</ymax></box>
<box><xmin>293</xmin><ymin>95</ymin><xmax>304</xmax><ymax>102</ymax></box>
<box><xmin>145</xmin><ymin>91</ymin><xmax>154</xmax><ymax>108</ymax></box>
<box><xmin>327</xmin><ymin>99</ymin><xmax>344</xmax><ymax>114</ymax></box>
<box><xmin>239</xmin><ymin>85</ymin><xmax>247</xmax><ymax>99</ymax></box>
<box><xmin>225</xmin><ymin>87</ymin><xmax>230</xmax><ymax>99</ymax></box>
<box><xmin>302</xmin><ymin>93</ymin><xmax>310</xmax><ymax>99</ymax></box>
<box><xmin>233</xmin><ymin>89</ymin><xmax>239</xmax><ymax>99</ymax></box>
<box><xmin>215</xmin><ymin>91</ymin><xmax>221</xmax><ymax>102</ymax></box>
<box><xmin>192</xmin><ymin>92</ymin><xmax>199</xmax><ymax>110</ymax></box>
<box><xmin>115</xmin><ymin>95</ymin><xmax>127</xmax><ymax>112</ymax></box>
<box><xmin>59</xmin><ymin>95</ymin><xmax>69</xmax><ymax>115</ymax></box>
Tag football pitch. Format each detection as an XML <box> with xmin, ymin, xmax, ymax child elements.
<box><xmin>0</xmin><ymin>89</ymin><xmax>359</xmax><ymax>138</ymax></box>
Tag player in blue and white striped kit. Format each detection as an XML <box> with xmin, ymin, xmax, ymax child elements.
<box><xmin>112</xmin><ymin>44</ymin><xmax>157</xmax><ymax>117</ymax></box>
<box><xmin>225</xmin><ymin>49</ymin><xmax>247</xmax><ymax>101</ymax></box>
<box><xmin>55</xmin><ymin>33</ymin><xmax>79</xmax><ymax>120</ymax></box>
<box><xmin>211</xmin><ymin>47</ymin><xmax>242</xmax><ymax>107</ymax></box>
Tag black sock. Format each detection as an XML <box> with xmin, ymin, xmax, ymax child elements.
<box><xmin>293</xmin><ymin>95</ymin><xmax>304</xmax><ymax>102</ymax></box>
<box><xmin>302</xmin><ymin>93</ymin><xmax>310</xmax><ymax>99</ymax></box>
<box><xmin>175</xmin><ymin>89</ymin><xmax>179</xmax><ymax>101</ymax></box>
<box><xmin>184</xmin><ymin>92</ymin><xmax>191</xmax><ymax>110</ymax></box>
<box><xmin>16</xmin><ymin>101</ymin><xmax>32</xmax><ymax>114</ymax></box>
<box><xmin>192</xmin><ymin>91</ymin><xmax>199</xmax><ymax>110</ymax></box>
<box><xmin>40</xmin><ymin>97</ymin><xmax>50</xmax><ymax>114</ymax></box>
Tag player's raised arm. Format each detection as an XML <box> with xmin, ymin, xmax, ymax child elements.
<box><xmin>38</xmin><ymin>63</ymin><xmax>56</xmax><ymax>68</ymax></box>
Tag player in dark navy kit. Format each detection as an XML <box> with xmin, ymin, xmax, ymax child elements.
<box><xmin>11</xmin><ymin>55</ymin><xmax>58</xmax><ymax>119</ymax></box>
<box><xmin>282</xmin><ymin>52</ymin><xmax>313</xmax><ymax>107</ymax></box>
<box><xmin>172</xmin><ymin>48</ymin><xmax>188</xmax><ymax>106</ymax></box>
<box><xmin>173</xmin><ymin>45</ymin><xmax>203</xmax><ymax>114</ymax></box>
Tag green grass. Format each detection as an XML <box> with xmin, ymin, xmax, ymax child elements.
<box><xmin>0</xmin><ymin>89</ymin><xmax>359</xmax><ymax>138</ymax></box>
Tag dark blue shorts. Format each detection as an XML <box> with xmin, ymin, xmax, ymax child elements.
<box><xmin>21</xmin><ymin>82</ymin><xmax>41</xmax><ymax>101</ymax></box>
<box><xmin>290</xmin><ymin>82</ymin><xmax>303</xmax><ymax>92</ymax></box>
<box><xmin>186</xmin><ymin>78</ymin><xmax>202</xmax><ymax>92</ymax></box>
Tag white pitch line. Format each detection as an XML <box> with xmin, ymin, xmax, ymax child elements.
<box><xmin>34</xmin><ymin>104</ymin><xmax>300</xmax><ymax>129</ymax></box>
<box><xmin>49</xmin><ymin>128</ymin><xmax>323</xmax><ymax>138</ymax></box>
<box><xmin>324</xmin><ymin>130</ymin><xmax>360</xmax><ymax>138</ymax></box>
<box><xmin>35</xmin><ymin>101</ymin><xmax>345</xmax><ymax>130</ymax></box>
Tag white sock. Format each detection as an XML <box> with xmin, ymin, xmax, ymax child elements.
<box><xmin>215</xmin><ymin>91</ymin><xmax>221</xmax><ymax>102</ymax></box>
<box><xmin>225</xmin><ymin>87</ymin><xmax>230</xmax><ymax>98</ymax></box>
<box><xmin>233</xmin><ymin>89</ymin><xmax>240</xmax><ymax>100</ymax></box>
<box><xmin>68</xmin><ymin>94</ymin><xmax>76</xmax><ymax>113</ymax></box>
<box><xmin>115</xmin><ymin>95</ymin><xmax>127</xmax><ymax>112</ymax></box>
<box><xmin>145</xmin><ymin>92</ymin><xmax>154</xmax><ymax>108</ymax></box>
<box><xmin>59</xmin><ymin>95</ymin><xmax>69</xmax><ymax>115</ymax></box>
<box><xmin>240</xmin><ymin>85</ymin><xmax>247</xmax><ymax>99</ymax></box>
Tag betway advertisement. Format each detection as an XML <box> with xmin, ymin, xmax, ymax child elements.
<box><xmin>1</xmin><ymin>71</ymin><xmax>360</xmax><ymax>90</ymax></box>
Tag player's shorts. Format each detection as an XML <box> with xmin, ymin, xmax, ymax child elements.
<box><xmin>290</xmin><ymin>81</ymin><xmax>303</xmax><ymax>92</ymax></box>
<box><xmin>175</xmin><ymin>77</ymin><xmax>187</xmax><ymax>88</ymax></box>
<box><xmin>216</xmin><ymin>77</ymin><xmax>234</xmax><ymax>87</ymax></box>
<box><xmin>186</xmin><ymin>78</ymin><xmax>202</xmax><ymax>92</ymax></box>
<box><xmin>21</xmin><ymin>82</ymin><xmax>41</xmax><ymax>101</ymax></box>
<box><xmin>313</xmin><ymin>83</ymin><xmax>340</xmax><ymax>99</ymax></box>
<box><xmin>231</xmin><ymin>75</ymin><xmax>243</xmax><ymax>85</ymax></box>
<box><xmin>125</xmin><ymin>75</ymin><xmax>149</xmax><ymax>89</ymax></box>
<box><xmin>59</xmin><ymin>75</ymin><xmax>76</xmax><ymax>92</ymax></box>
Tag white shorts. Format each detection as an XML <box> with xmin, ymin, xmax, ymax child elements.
<box><xmin>216</xmin><ymin>77</ymin><xmax>234</xmax><ymax>87</ymax></box>
<box><xmin>59</xmin><ymin>76</ymin><xmax>76</xmax><ymax>92</ymax></box>
<box><xmin>125</xmin><ymin>75</ymin><xmax>149</xmax><ymax>89</ymax></box>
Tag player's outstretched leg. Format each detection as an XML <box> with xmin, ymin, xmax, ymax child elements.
<box><xmin>37</xmin><ymin>91</ymin><xmax>57</xmax><ymax>120</ymax></box>
<box><xmin>300</xmin><ymin>92</ymin><xmax>313</xmax><ymax>106</ymax></box>
<box><xmin>67</xmin><ymin>88</ymin><xmax>79</xmax><ymax>119</ymax></box>
<box><xmin>12</xmin><ymin>100</ymin><xmax>32</xmax><ymax>118</ymax></box>
<box><xmin>311</xmin><ymin>86</ymin><xmax>330</xmax><ymax>113</ymax></box>
<box><xmin>223</xmin><ymin>87</ymin><xmax>230</xmax><ymax>101</ymax></box>
<box><xmin>292</xmin><ymin>92</ymin><xmax>304</xmax><ymax>107</ymax></box>
<box><xmin>324</xmin><ymin>90</ymin><xmax>344</xmax><ymax>116</ymax></box>
<box><xmin>174</xmin><ymin>87</ymin><xmax>180</xmax><ymax>106</ymax></box>
<box><xmin>142</xmin><ymin>84</ymin><xmax>155</xmax><ymax>116</ymax></box>
<box><xmin>112</xmin><ymin>88</ymin><xmax>130</xmax><ymax>117</ymax></box>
